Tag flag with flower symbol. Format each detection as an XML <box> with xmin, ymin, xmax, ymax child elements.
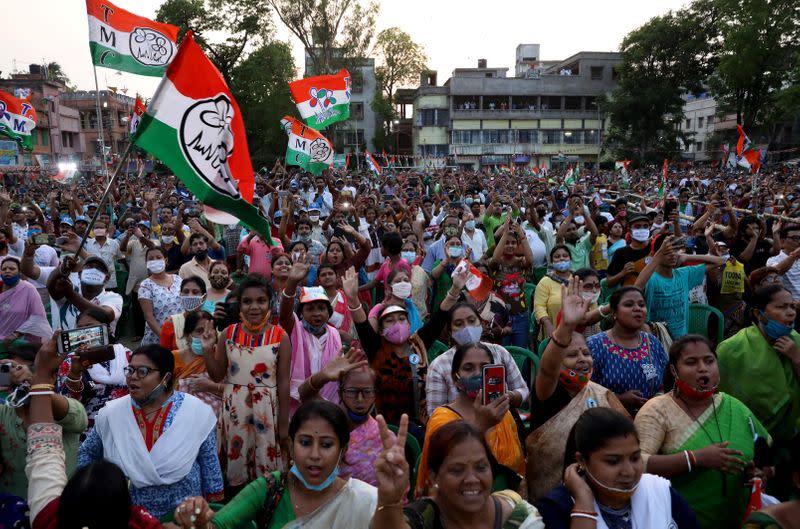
<box><xmin>288</xmin><ymin>69</ymin><xmax>351</xmax><ymax>130</ymax></box>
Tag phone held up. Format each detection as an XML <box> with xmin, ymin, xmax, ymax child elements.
<box><xmin>482</xmin><ymin>364</ymin><xmax>506</xmax><ymax>406</ymax></box>
<box><xmin>57</xmin><ymin>325</ymin><xmax>109</xmax><ymax>358</ymax></box>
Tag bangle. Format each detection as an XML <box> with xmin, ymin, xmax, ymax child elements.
<box><xmin>688</xmin><ymin>450</ymin><xmax>697</xmax><ymax>468</ymax></box>
<box><xmin>599</xmin><ymin>304</ymin><xmax>610</xmax><ymax>317</ymax></box>
<box><xmin>570</xmin><ymin>512</ymin><xmax>599</xmax><ymax>521</ymax></box>
<box><xmin>684</xmin><ymin>450</ymin><xmax>693</xmax><ymax>472</ymax></box>
<box><xmin>28</xmin><ymin>390</ymin><xmax>55</xmax><ymax>396</ymax></box>
<box><xmin>446</xmin><ymin>290</ymin><xmax>460</xmax><ymax>300</ymax></box>
<box><xmin>376</xmin><ymin>502</ymin><xmax>403</xmax><ymax>512</ymax></box>
<box><xmin>281</xmin><ymin>288</ymin><xmax>295</xmax><ymax>299</ymax></box>
<box><xmin>347</xmin><ymin>303</ymin><xmax>362</xmax><ymax>311</ymax></box>
<box><xmin>550</xmin><ymin>332</ymin><xmax>572</xmax><ymax>349</ymax></box>
<box><xmin>30</xmin><ymin>384</ymin><xmax>55</xmax><ymax>392</ymax></box>
<box><xmin>66</xmin><ymin>375</ymin><xmax>82</xmax><ymax>383</ymax></box>
<box><xmin>571</xmin><ymin>510</ymin><xmax>599</xmax><ymax>516</ymax></box>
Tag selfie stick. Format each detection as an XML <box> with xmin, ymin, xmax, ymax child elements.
<box><xmin>75</xmin><ymin>142</ymin><xmax>135</xmax><ymax>259</ymax></box>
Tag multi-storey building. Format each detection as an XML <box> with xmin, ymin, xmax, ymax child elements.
<box><xmin>412</xmin><ymin>47</ymin><xmax>622</xmax><ymax>170</ymax></box>
<box><xmin>60</xmin><ymin>89</ymin><xmax>134</xmax><ymax>166</ymax></box>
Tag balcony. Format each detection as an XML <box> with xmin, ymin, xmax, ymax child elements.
<box><xmin>450</xmin><ymin>143</ymin><xmax>601</xmax><ymax>156</ymax></box>
<box><xmin>451</xmin><ymin>108</ymin><xmax>601</xmax><ymax>120</ymax></box>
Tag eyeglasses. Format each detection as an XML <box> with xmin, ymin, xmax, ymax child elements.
<box><xmin>124</xmin><ymin>366</ymin><xmax>160</xmax><ymax>379</ymax></box>
<box><xmin>342</xmin><ymin>388</ymin><xmax>376</xmax><ymax>400</ymax></box>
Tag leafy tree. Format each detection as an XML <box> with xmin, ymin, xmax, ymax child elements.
<box><xmin>44</xmin><ymin>62</ymin><xmax>76</xmax><ymax>91</ymax></box>
<box><xmin>230</xmin><ymin>42</ymin><xmax>296</xmax><ymax>168</ymax></box>
<box><xmin>604</xmin><ymin>4</ymin><xmax>719</xmax><ymax>162</ymax></box>
<box><xmin>267</xmin><ymin>0</ymin><xmax>379</xmax><ymax>75</ymax></box>
<box><xmin>708</xmin><ymin>0</ymin><xmax>800</xmax><ymax>130</ymax></box>
<box><xmin>156</xmin><ymin>0</ymin><xmax>274</xmax><ymax>85</ymax></box>
<box><xmin>372</xmin><ymin>27</ymin><xmax>426</xmax><ymax>105</ymax></box>
<box><xmin>370</xmin><ymin>88</ymin><xmax>392</xmax><ymax>150</ymax></box>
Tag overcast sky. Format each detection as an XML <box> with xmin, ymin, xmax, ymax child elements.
<box><xmin>0</xmin><ymin>0</ymin><xmax>690</xmax><ymax>98</ymax></box>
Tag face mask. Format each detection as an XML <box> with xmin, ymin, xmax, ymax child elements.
<box><xmin>455</xmin><ymin>373</ymin><xmax>482</xmax><ymax>399</ymax></box>
<box><xmin>298</xmin><ymin>233</ymin><xmax>311</xmax><ymax>241</ymax></box>
<box><xmin>581</xmin><ymin>291</ymin><xmax>601</xmax><ymax>304</ymax></box>
<box><xmin>585</xmin><ymin>467</ymin><xmax>639</xmax><ymax>503</ymax></box>
<box><xmin>134</xmin><ymin>375</ymin><xmax>169</xmax><ymax>407</ymax></box>
<box><xmin>181</xmin><ymin>295</ymin><xmax>205</xmax><ymax>312</ymax></box>
<box><xmin>465</xmin><ymin>198</ymin><xmax>474</xmax><ymax>206</ymax></box>
<box><xmin>240</xmin><ymin>312</ymin><xmax>271</xmax><ymax>333</ymax></box>
<box><xmin>309</xmin><ymin>215</ymin><xmax>320</xmax><ymax>224</ymax></box>
<box><xmin>447</xmin><ymin>245</ymin><xmax>464</xmax><ymax>258</ymax></box>
<box><xmin>444</xmin><ymin>226</ymin><xmax>459</xmax><ymax>238</ymax></box>
<box><xmin>2</xmin><ymin>274</ymin><xmax>20</xmax><ymax>287</ymax></box>
<box><xmin>631</xmin><ymin>228</ymin><xmax>650</xmax><ymax>242</ymax></box>
<box><xmin>552</xmin><ymin>260</ymin><xmax>571</xmax><ymax>272</ymax></box>
<box><xmin>345</xmin><ymin>407</ymin><xmax>371</xmax><ymax>424</ymax></box>
<box><xmin>94</xmin><ymin>228</ymin><xmax>106</xmax><ymax>237</ymax></box>
<box><xmin>80</xmin><ymin>268</ymin><xmax>106</xmax><ymax>286</ymax></box>
<box><xmin>760</xmin><ymin>311</ymin><xmax>793</xmax><ymax>339</ymax></box>
<box><xmin>290</xmin><ymin>456</ymin><xmax>340</xmax><ymax>491</ymax></box>
<box><xmin>146</xmin><ymin>259</ymin><xmax>166</xmax><ymax>274</ymax></box>
<box><xmin>391</xmin><ymin>281</ymin><xmax>412</xmax><ymax>299</ymax></box>
<box><xmin>401</xmin><ymin>251</ymin><xmax>417</xmax><ymax>264</ymax></box>
<box><xmin>210</xmin><ymin>275</ymin><xmax>229</xmax><ymax>289</ymax></box>
<box><xmin>452</xmin><ymin>325</ymin><xmax>483</xmax><ymax>345</ymax></box>
<box><xmin>28</xmin><ymin>228</ymin><xmax>42</xmax><ymax>237</ymax></box>
<box><xmin>382</xmin><ymin>321</ymin><xmax>411</xmax><ymax>344</ymax></box>
<box><xmin>574</xmin><ymin>215</ymin><xmax>585</xmax><ymax>225</ymax></box>
<box><xmin>302</xmin><ymin>318</ymin><xmax>328</xmax><ymax>336</ymax></box>
<box><xmin>201</xmin><ymin>300</ymin><xmax>216</xmax><ymax>314</ymax></box>
<box><xmin>194</xmin><ymin>249</ymin><xmax>208</xmax><ymax>261</ymax></box>
<box><xmin>618</xmin><ymin>210</ymin><xmax>627</xmax><ymax>218</ymax></box>
<box><xmin>674</xmin><ymin>375</ymin><xmax>717</xmax><ymax>400</ymax></box>
<box><xmin>191</xmin><ymin>337</ymin><xmax>204</xmax><ymax>356</ymax></box>
<box><xmin>720</xmin><ymin>254</ymin><xmax>730</xmax><ymax>261</ymax></box>
<box><xmin>162</xmin><ymin>235</ymin><xmax>175</xmax><ymax>244</ymax></box>
<box><xmin>559</xmin><ymin>367</ymin><xmax>592</xmax><ymax>393</ymax></box>
<box><xmin>464</xmin><ymin>220</ymin><xmax>476</xmax><ymax>231</ymax></box>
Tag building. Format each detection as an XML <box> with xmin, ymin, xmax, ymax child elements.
<box><xmin>60</xmin><ymin>90</ymin><xmax>134</xmax><ymax>166</ymax></box>
<box><xmin>304</xmin><ymin>52</ymin><xmax>377</xmax><ymax>153</ymax></box>
<box><xmin>412</xmin><ymin>47</ymin><xmax>622</xmax><ymax>170</ymax></box>
<box><xmin>0</xmin><ymin>65</ymin><xmax>85</xmax><ymax>167</ymax></box>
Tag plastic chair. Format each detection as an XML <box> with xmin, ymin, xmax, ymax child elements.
<box><xmin>537</xmin><ymin>337</ymin><xmax>551</xmax><ymax>358</ymax></box>
<box><xmin>427</xmin><ymin>340</ymin><xmax>450</xmax><ymax>364</ymax></box>
<box><xmin>523</xmin><ymin>282</ymin><xmax>536</xmax><ymax>312</ymax></box>
<box><xmin>688</xmin><ymin>303</ymin><xmax>724</xmax><ymax>344</ymax></box>
<box><xmin>388</xmin><ymin>423</ymin><xmax>422</xmax><ymax>500</ymax></box>
<box><xmin>532</xmin><ymin>266</ymin><xmax>548</xmax><ymax>285</ymax></box>
<box><xmin>505</xmin><ymin>345</ymin><xmax>540</xmax><ymax>398</ymax></box>
<box><xmin>599</xmin><ymin>277</ymin><xmax>618</xmax><ymax>305</ymax></box>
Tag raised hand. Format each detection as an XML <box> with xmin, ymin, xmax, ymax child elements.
<box><xmin>474</xmin><ymin>390</ymin><xmax>510</xmax><ymax>433</ymax></box>
<box><xmin>319</xmin><ymin>346</ymin><xmax>369</xmax><ymax>384</ymax></box>
<box><xmin>200</xmin><ymin>319</ymin><xmax>217</xmax><ymax>354</ymax></box>
<box><xmin>287</xmin><ymin>255</ymin><xmax>311</xmax><ymax>284</ymax></box>
<box><xmin>560</xmin><ymin>276</ymin><xmax>589</xmax><ymax>328</ymax></box>
<box><xmin>374</xmin><ymin>413</ymin><xmax>409</xmax><ymax>506</ymax></box>
<box><xmin>342</xmin><ymin>266</ymin><xmax>359</xmax><ymax>300</ymax></box>
<box><xmin>450</xmin><ymin>263</ymin><xmax>470</xmax><ymax>292</ymax></box>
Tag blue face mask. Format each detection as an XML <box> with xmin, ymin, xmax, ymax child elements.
<box><xmin>290</xmin><ymin>455</ymin><xmax>341</xmax><ymax>491</ymax></box>
<box><xmin>345</xmin><ymin>408</ymin><xmax>370</xmax><ymax>424</ymax></box>
<box><xmin>28</xmin><ymin>228</ymin><xmax>42</xmax><ymax>237</ymax></box>
<box><xmin>760</xmin><ymin>311</ymin><xmax>793</xmax><ymax>339</ymax></box>
<box><xmin>201</xmin><ymin>300</ymin><xmax>216</xmax><ymax>314</ymax></box>
<box><xmin>401</xmin><ymin>251</ymin><xmax>417</xmax><ymax>264</ymax></box>
<box><xmin>191</xmin><ymin>337</ymin><xmax>204</xmax><ymax>356</ymax></box>
<box><xmin>1</xmin><ymin>274</ymin><xmax>20</xmax><ymax>288</ymax></box>
<box><xmin>302</xmin><ymin>319</ymin><xmax>327</xmax><ymax>336</ymax></box>
<box><xmin>552</xmin><ymin>260</ymin><xmax>571</xmax><ymax>272</ymax></box>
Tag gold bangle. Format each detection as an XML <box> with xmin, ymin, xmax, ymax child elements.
<box><xmin>376</xmin><ymin>503</ymin><xmax>403</xmax><ymax>512</ymax></box>
<box><xmin>281</xmin><ymin>288</ymin><xmax>295</xmax><ymax>299</ymax></box>
<box><xmin>30</xmin><ymin>384</ymin><xmax>55</xmax><ymax>392</ymax></box>
<box><xmin>347</xmin><ymin>303</ymin><xmax>362</xmax><ymax>311</ymax></box>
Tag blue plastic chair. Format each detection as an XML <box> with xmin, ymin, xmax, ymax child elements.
<box><xmin>688</xmin><ymin>303</ymin><xmax>724</xmax><ymax>344</ymax></box>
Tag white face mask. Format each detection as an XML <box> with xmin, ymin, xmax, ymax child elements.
<box><xmin>574</xmin><ymin>215</ymin><xmax>585</xmax><ymax>225</ymax></box>
<box><xmin>146</xmin><ymin>259</ymin><xmax>166</xmax><ymax>274</ymax></box>
<box><xmin>581</xmin><ymin>291</ymin><xmax>601</xmax><ymax>304</ymax></box>
<box><xmin>162</xmin><ymin>235</ymin><xmax>175</xmax><ymax>244</ymax></box>
<box><xmin>309</xmin><ymin>215</ymin><xmax>320</xmax><ymax>224</ymax></box>
<box><xmin>80</xmin><ymin>268</ymin><xmax>106</xmax><ymax>286</ymax></box>
<box><xmin>93</xmin><ymin>228</ymin><xmax>106</xmax><ymax>237</ymax></box>
<box><xmin>631</xmin><ymin>228</ymin><xmax>650</xmax><ymax>242</ymax></box>
<box><xmin>391</xmin><ymin>281</ymin><xmax>413</xmax><ymax>299</ymax></box>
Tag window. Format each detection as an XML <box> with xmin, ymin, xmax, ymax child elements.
<box><xmin>685</xmin><ymin>118</ymin><xmax>692</xmax><ymax>129</ymax></box>
<box><xmin>419</xmin><ymin>144</ymin><xmax>447</xmax><ymax>157</ymax></box>
<box><xmin>612</xmin><ymin>67</ymin><xmax>619</xmax><ymax>80</ymax></box>
<box><xmin>542</xmin><ymin>96</ymin><xmax>561</xmax><ymax>110</ymax></box>
<box><xmin>585</xmin><ymin>96</ymin><xmax>598</xmax><ymax>110</ymax></box>
<box><xmin>485</xmin><ymin>73</ymin><xmax>493</xmax><ymax>78</ymax></box>
<box><xmin>707</xmin><ymin>115</ymin><xmax>714</xmax><ymax>126</ymax></box>
<box><xmin>563</xmin><ymin>131</ymin><xmax>581</xmax><ymax>144</ymax></box>
<box><xmin>542</xmin><ymin>130</ymin><xmax>561</xmax><ymax>144</ymax></box>
<box><xmin>564</xmin><ymin>96</ymin><xmax>581</xmax><ymax>110</ymax></box>
<box><xmin>351</xmin><ymin>102</ymin><xmax>364</xmax><ymax>120</ymax></box>
<box><xmin>350</xmin><ymin>70</ymin><xmax>363</xmax><ymax>94</ymax></box>
<box><xmin>518</xmin><ymin>130</ymin><xmax>538</xmax><ymax>143</ymax></box>
<box><xmin>41</xmin><ymin>130</ymin><xmax>48</xmax><ymax>146</ymax></box>
<box><xmin>697</xmin><ymin>116</ymin><xmax>704</xmax><ymax>128</ymax></box>
<box><xmin>696</xmin><ymin>141</ymin><xmax>703</xmax><ymax>152</ymax></box>
<box><xmin>590</xmin><ymin>66</ymin><xmax>604</xmax><ymax>80</ymax></box>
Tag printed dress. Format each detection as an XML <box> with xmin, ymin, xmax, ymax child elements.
<box><xmin>138</xmin><ymin>275</ymin><xmax>183</xmax><ymax>345</ymax></box>
<box><xmin>219</xmin><ymin>323</ymin><xmax>286</xmax><ymax>487</ymax></box>
<box><xmin>586</xmin><ymin>331</ymin><xmax>668</xmax><ymax>399</ymax></box>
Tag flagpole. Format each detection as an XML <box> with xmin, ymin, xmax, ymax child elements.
<box><xmin>75</xmin><ymin>141</ymin><xmax>134</xmax><ymax>258</ymax></box>
<box><xmin>92</xmin><ymin>64</ymin><xmax>109</xmax><ymax>184</ymax></box>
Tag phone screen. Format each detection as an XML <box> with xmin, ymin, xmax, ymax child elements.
<box><xmin>58</xmin><ymin>325</ymin><xmax>109</xmax><ymax>357</ymax></box>
<box><xmin>482</xmin><ymin>364</ymin><xmax>506</xmax><ymax>405</ymax></box>
<box><xmin>0</xmin><ymin>363</ymin><xmax>11</xmax><ymax>386</ymax></box>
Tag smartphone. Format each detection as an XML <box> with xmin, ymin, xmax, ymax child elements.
<box><xmin>55</xmin><ymin>236</ymin><xmax>69</xmax><ymax>248</ymax></box>
<box><xmin>79</xmin><ymin>344</ymin><xmax>116</xmax><ymax>365</ymax></box>
<box><xmin>57</xmin><ymin>325</ymin><xmax>109</xmax><ymax>357</ymax></box>
<box><xmin>482</xmin><ymin>364</ymin><xmax>506</xmax><ymax>405</ymax></box>
<box><xmin>34</xmin><ymin>233</ymin><xmax>55</xmax><ymax>246</ymax></box>
<box><xmin>0</xmin><ymin>362</ymin><xmax>11</xmax><ymax>386</ymax></box>
<box><xmin>664</xmin><ymin>200</ymin><xmax>677</xmax><ymax>218</ymax></box>
<box><xmin>215</xmin><ymin>300</ymin><xmax>241</xmax><ymax>331</ymax></box>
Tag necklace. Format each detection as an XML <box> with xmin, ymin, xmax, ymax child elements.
<box><xmin>675</xmin><ymin>392</ymin><xmax>728</xmax><ymax>495</ymax></box>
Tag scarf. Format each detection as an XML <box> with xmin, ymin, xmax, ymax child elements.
<box><xmin>87</xmin><ymin>343</ymin><xmax>129</xmax><ymax>386</ymax></box>
<box><xmin>592</xmin><ymin>474</ymin><xmax>675</xmax><ymax>529</ymax></box>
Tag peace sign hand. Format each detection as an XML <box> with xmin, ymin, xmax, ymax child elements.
<box><xmin>374</xmin><ymin>413</ymin><xmax>409</xmax><ymax>505</ymax></box>
<box><xmin>200</xmin><ymin>319</ymin><xmax>217</xmax><ymax>353</ymax></box>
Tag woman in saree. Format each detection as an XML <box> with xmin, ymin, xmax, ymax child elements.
<box><xmin>634</xmin><ymin>334</ymin><xmax>772</xmax><ymax>529</ymax></box>
<box><xmin>744</xmin><ymin>434</ymin><xmax>800</xmax><ymax>529</ymax></box>
<box><xmin>172</xmin><ymin>400</ymin><xmax>378</xmax><ymax>529</ymax></box>
<box><xmin>526</xmin><ymin>276</ymin><xmax>627</xmax><ymax>500</ymax></box>
<box><xmin>172</xmin><ymin>310</ymin><xmax>223</xmax><ymax>416</ymax></box>
<box><xmin>373</xmin><ymin>415</ymin><xmax>546</xmax><ymax>529</ymax></box>
<box><xmin>0</xmin><ymin>256</ymin><xmax>52</xmax><ymax>350</ymax></box>
<box><xmin>415</xmin><ymin>342</ymin><xmax>525</xmax><ymax>497</ymax></box>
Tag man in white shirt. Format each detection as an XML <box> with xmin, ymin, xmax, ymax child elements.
<box><xmin>461</xmin><ymin>212</ymin><xmax>487</xmax><ymax>262</ymax></box>
<box><xmin>766</xmin><ymin>224</ymin><xmax>800</xmax><ymax>300</ymax></box>
<box><xmin>83</xmin><ymin>220</ymin><xmax>124</xmax><ymax>290</ymax></box>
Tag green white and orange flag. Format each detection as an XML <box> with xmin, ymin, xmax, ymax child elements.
<box><xmin>0</xmin><ymin>90</ymin><xmax>37</xmax><ymax>150</ymax></box>
<box><xmin>86</xmin><ymin>0</ymin><xmax>179</xmax><ymax>77</ymax></box>
<box><xmin>132</xmin><ymin>31</ymin><xmax>274</xmax><ymax>243</ymax></box>
<box><xmin>280</xmin><ymin>116</ymin><xmax>334</xmax><ymax>175</ymax></box>
<box><xmin>288</xmin><ymin>69</ymin><xmax>351</xmax><ymax>130</ymax></box>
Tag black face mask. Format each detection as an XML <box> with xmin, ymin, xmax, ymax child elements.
<box><xmin>195</xmin><ymin>249</ymin><xmax>208</xmax><ymax>261</ymax></box>
<box><xmin>0</xmin><ymin>242</ymin><xmax>7</xmax><ymax>251</ymax></box>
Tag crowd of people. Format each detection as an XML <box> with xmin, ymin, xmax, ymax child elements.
<box><xmin>1</xmin><ymin>162</ymin><xmax>800</xmax><ymax>529</ymax></box>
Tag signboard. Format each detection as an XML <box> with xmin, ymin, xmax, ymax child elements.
<box><xmin>0</xmin><ymin>140</ymin><xmax>19</xmax><ymax>166</ymax></box>
<box><xmin>333</xmin><ymin>154</ymin><xmax>347</xmax><ymax>168</ymax></box>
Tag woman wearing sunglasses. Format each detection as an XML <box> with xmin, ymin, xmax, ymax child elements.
<box><xmin>77</xmin><ymin>344</ymin><xmax>224</xmax><ymax>520</ymax></box>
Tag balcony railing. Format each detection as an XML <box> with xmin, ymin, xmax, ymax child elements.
<box><xmin>450</xmin><ymin>143</ymin><xmax>601</xmax><ymax>156</ymax></box>
<box><xmin>451</xmin><ymin>108</ymin><xmax>601</xmax><ymax>119</ymax></box>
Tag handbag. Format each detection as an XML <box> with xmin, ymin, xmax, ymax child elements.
<box><xmin>259</xmin><ymin>471</ymin><xmax>287</xmax><ymax>529</ymax></box>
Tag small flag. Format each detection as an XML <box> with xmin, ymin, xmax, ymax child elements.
<box><xmin>659</xmin><ymin>159</ymin><xmax>668</xmax><ymax>197</ymax></box>
<box><xmin>86</xmin><ymin>0</ymin><xmax>179</xmax><ymax>77</ymax></box>
<box><xmin>742</xmin><ymin>478</ymin><xmax>762</xmax><ymax>523</ymax></box>
<box><xmin>280</xmin><ymin>116</ymin><xmax>334</xmax><ymax>175</ymax></box>
<box><xmin>738</xmin><ymin>149</ymin><xmax>762</xmax><ymax>173</ymax></box>
<box><xmin>564</xmin><ymin>164</ymin><xmax>574</xmax><ymax>185</ymax></box>
<box><xmin>0</xmin><ymin>90</ymin><xmax>37</xmax><ymax>150</ymax></box>
<box><xmin>129</xmin><ymin>95</ymin><xmax>145</xmax><ymax>137</ymax></box>
<box><xmin>132</xmin><ymin>31</ymin><xmax>274</xmax><ymax>243</ymax></box>
<box><xmin>365</xmin><ymin>151</ymin><xmax>382</xmax><ymax>175</ymax></box>
<box><xmin>288</xmin><ymin>69</ymin><xmax>351</xmax><ymax>130</ymax></box>
<box><xmin>454</xmin><ymin>260</ymin><xmax>493</xmax><ymax>302</ymax></box>
<box><xmin>615</xmin><ymin>160</ymin><xmax>631</xmax><ymax>177</ymax></box>
<box><xmin>736</xmin><ymin>124</ymin><xmax>751</xmax><ymax>156</ymax></box>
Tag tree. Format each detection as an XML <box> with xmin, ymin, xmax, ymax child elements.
<box><xmin>44</xmin><ymin>62</ymin><xmax>76</xmax><ymax>91</ymax></box>
<box><xmin>707</xmin><ymin>0</ymin><xmax>800</xmax><ymax>130</ymax></box>
<box><xmin>372</xmin><ymin>27</ymin><xmax>426</xmax><ymax>105</ymax></box>
<box><xmin>267</xmin><ymin>0</ymin><xmax>379</xmax><ymax>75</ymax></box>
<box><xmin>604</xmin><ymin>4</ymin><xmax>719</xmax><ymax>163</ymax></box>
<box><xmin>230</xmin><ymin>41</ymin><xmax>297</xmax><ymax>168</ymax></box>
<box><xmin>156</xmin><ymin>0</ymin><xmax>274</xmax><ymax>85</ymax></box>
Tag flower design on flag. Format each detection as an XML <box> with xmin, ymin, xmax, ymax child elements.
<box><xmin>130</xmin><ymin>27</ymin><xmax>175</xmax><ymax>66</ymax></box>
<box><xmin>309</xmin><ymin>87</ymin><xmax>336</xmax><ymax>110</ymax></box>
<box><xmin>309</xmin><ymin>138</ymin><xmax>332</xmax><ymax>163</ymax></box>
<box><xmin>0</xmin><ymin>101</ymin><xmax>9</xmax><ymax>121</ymax></box>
